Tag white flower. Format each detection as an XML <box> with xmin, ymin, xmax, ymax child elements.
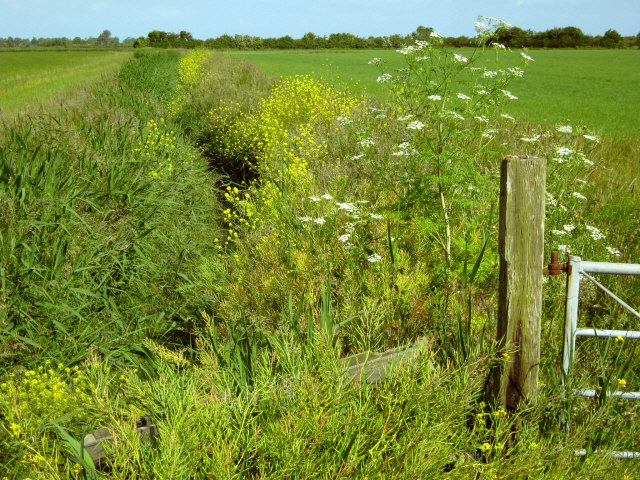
<box><xmin>336</xmin><ymin>202</ymin><xmax>357</xmax><ymax>211</ymax></box>
<box><xmin>345</xmin><ymin>222</ymin><xmax>356</xmax><ymax>233</ymax></box>
<box><xmin>558</xmin><ymin>244</ymin><xmax>571</xmax><ymax>255</ymax></box>
<box><xmin>447</xmin><ymin>111</ymin><xmax>465</xmax><ymax>121</ymax></box>
<box><xmin>500</xmin><ymin>113</ymin><xmax>515</xmax><ymax>121</ymax></box>
<box><xmin>427</xmin><ymin>94</ymin><xmax>442</xmax><ymax>101</ymax></box>
<box><xmin>482</xmin><ymin>70</ymin><xmax>497</xmax><ymax>78</ymax></box>
<box><xmin>308</xmin><ymin>196</ymin><xmax>321</xmax><ymax>202</ymax></box>
<box><xmin>398</xmin><ymin>45</ymin><xmax>417</xmax><ymax>55</ymax></box>
<box><xmin>557</xmin><ymin>125</ymin><xmax>573</xmax><ymax>134</ymax></box>
<box><xmin>397</xmin><ymin>114</ymin><xmax>414</xmax><ymax>121</ymax></box>
<box><xmin>407</xmin><ymin>120</ymin><xmax>425</xmax><ymax>130</ymax></box>
<box><xmin>492</xmin><ymin>42</ymin><xmax>506</xmax><ymax>49</ymax></box>
<box><xmin>350</xmin><ymin>154</ymin><xmax>365</xmax><ymax>161</ymax></box>
<box><xmin>367</xmin><ymin>253</ymin><xmax>382</xmax><ymax>263</ymax></box>
<box><xmin>606</xmin><ymin>246</ymin><xmax>621</xmax><ymax>256</ymax></box>
<box><xmin>556</xmin><ymin>146</ymin><xmax>574</xmax><ymax>157</ymax></box>
<box><xmin>586</xmin><ymin>225</ymin><xmax>605</xmax><ymax>241</ymax></box>
<box><xmin>453</xmin><ymin>53</ymin><xmax>468</xmax><ymax>63</ymax></box>
<box><xmin>474</xmin><ymin>115</ymin><xmax>489</xmax><ymax>123</ymax></box>
<box><xmin>572</xmin><ymin>192</ymin><xmax>587</xmax><ymax>200</ymax></box>
<box><xmin>368</xmin><ymin>57</ymin><xmax>382</xmax><ymax>65</ymax></box>
<box><xmin>336</xmin><ymin>115</ymin><xmax>351</xmax><ymax>126</ymax></box>
<box><xmin>298</xmin><ymin>216</ymin><xmax>312</xmax><ymax>222</ymax></box>
<box><xmin>430</xmin><ymin>31</ymin><xmax>443</xmax><ymax>39</ymax></box>
<box><xmin>520</xmin><ymin>52</ymin><xmax>535</xmax><ymax>62</ymax></box>
<box><xmin>474</xmin><ymin>21</ymin><xmax>489</xmax><ymax>32</ymax></box>
<box><xmin>501</xmin><ymin>89</ymin><xmax>518</xmax><ymax>100</ymax></box>
<box><xmin>575</xmin><ymin>178</ymin><xmax>587</xmax><ymax>184</ymax></box>
<box><xmin>416</xmin><ymin>56</ymin><xmax>429</xmax><ymax>61</ymax></box>
<box><xmin>583</xmin><ymin>134</ymin><xmax>599</xmax><ymax>142</ymax></box>
<box><xmin>520</xmin><ymin>135</ymin><xmax>540</xmax><ymax>143</ymax></box>
<box><xmin>457</xmin><ymin>92</ymin><xmax>471</xmax><ymax>100</ymax></box>
<box><xmin>313</xmin><ymin>217</ymin><xmax>326</xmax><ymax>225</ymax></box>
<box><xmin>360</xmin><ymin>138</ymin><xmax>375</xmax><ymax>147</ymax></box>
<box><xmin>583</xmin><ymin>158</ymin><xmax>594</xmax><ymax>166</ymax></box>
<box><xmin>415</xmin><ymin>40</ymin><xmax>429</xmax><ymax>49</ymax></box>
<box><xmin>375</xmin><ymin>114</ymin><xmax>387</xmax><ymax>119</ymax></box>
<box><xmin>398</xmin><ymin>142</ymin><xmax>411</xmax><ymax>150</ymax></box>
<box><xmin>477</xmin><ymin>89</ymin><xmax>490</xmax><ymax>95</ymax></box>
<box><xmin>546</xmin><ymin>191</ymin><xmax>557</xmax><ymax>207</ymax></box>
<box><xmin>370</xmin><ymin>213</ymin><xmax>384</xmax><ymax>220</ymax></box>
<box><xmin>552</xmin><ymin>229</ymin><xmax>567</xmax><ymax>236</ymax></box>
<box><xmin>338</xmin><ymin>234</ymin><xmax>351</xmax><ymax>243</ymax></box>
<box><xmin>356</xmin><ymin>200</ymin><xmax>370</xmax><ymax>204</ymax></box>
<box><xmin>321</xmin><ymin>193</ymin><xmax>334</xmax><ymax>200</ymax></box>
<box><xmin>377</xmin><ymin>73</ymin><xmax>392</xmax><ymax>83</ymax></box>
<box><xmin>507</xmin><ymin>67</ymin><xmax>524</xmax><ymax>77</ymax></box>
<box><xmin>482</xmin><ymin>129</ymin><xmax>498</xmax><ymax>138</ymax></box>
<box><xmin>563</xmin><ymin>224</ymin><xmax>576</xmax><ymax>232</ymax></box>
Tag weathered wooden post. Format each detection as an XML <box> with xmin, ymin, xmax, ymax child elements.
<box><xmin>492</xmin><ymin>155</ymin><xmax>546</xmax><ymax>411</ymax></box>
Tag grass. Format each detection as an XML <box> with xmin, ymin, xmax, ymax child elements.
<box><xmin>0</xmin><ymin>49</ymin><xmax>132</xmax><ymax>112</ymax></box>
<box><xmin>228</xmin><ymin>48</ymin><xmax>640</xmax><ymax>137</ymax></box>
<box><xmin>0</xmin><ymin>43</ymin><xmax>639</xmax><ymax>478</ymax></box>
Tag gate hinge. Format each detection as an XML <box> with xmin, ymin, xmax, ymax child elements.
<box><xmin>543</xmin><ymin>251</ymin><xmax>572</xmax><ymax>276</ymax></box>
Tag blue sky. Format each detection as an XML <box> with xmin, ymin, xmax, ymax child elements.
<box><xmin>2</xmin><ymin>0</ymin><xmax>638</xmax><ymax>40</ymax></box>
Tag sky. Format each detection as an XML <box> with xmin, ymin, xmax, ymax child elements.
<box><xmin>1</xmin><ymin>0</ymin><xmax>639</xmax><ymax>40</ymax></box>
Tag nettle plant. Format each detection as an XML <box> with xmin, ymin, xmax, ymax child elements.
<box><xmin>372</xmin><ymin>17</ymin><xmax>533</xmax><ymax>271</ymax></box>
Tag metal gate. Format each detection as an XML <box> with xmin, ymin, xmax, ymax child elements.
<box><xmin>561</xmin><ymin>255</ymin><xmax>640</xmax><ymax>459</ymax></box>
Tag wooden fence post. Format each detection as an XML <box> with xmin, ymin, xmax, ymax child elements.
<box><xmin>492</xmin><ymin>155</ymin><xmax>546</xmax><ymax>411</ymax></box>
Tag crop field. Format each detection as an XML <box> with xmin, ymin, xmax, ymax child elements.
<box><xmin>0</xmin><ymin>49</ymin><xmax>132</xmax><ymax>112</ymax></box>
<box><xmin>229</xmin><ymin>48</ymin><xmax>640</xmax><ymax>137</ymax></box>
<box><xmin>0</xmin><ymin>41</ymin><xmax>639</xmax><ymax>478</ymax></box>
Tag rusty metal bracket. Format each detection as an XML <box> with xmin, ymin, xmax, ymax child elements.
<box><xmin>543</xmin><ymin>251</ymin><xmax>572</xmax><ymax>276</ymax></box>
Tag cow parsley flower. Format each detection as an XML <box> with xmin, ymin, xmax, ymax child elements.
<box><xmin>557</xmin><ymin>125</ymin><xmax>573</xmax><ymax>134</ymax></box>
<box><xmin>501</xmin><ymin>89</ymin><xmax>518</xmax><ymax>100</ymax></box>
<box><xmin>552</xmin><ymin>229</ymin><xmax>567</xmax><ymax>236</ymax></box>
<box><xmin>453</xmin><ymin>53</ymin><xmax>468</xmax><ymax>63</ymax></box>
<box><xmin>482</xmin><ymin>70</ymin><xmax>497</xmax><ymax>78</ymax></box>
<box><xmin>427</xmin><ymin>94</ymin><xmax>442</xmax><ymax>101</ymax></box>
<box><xmin>367</xmin><ymin>253</ymin><xmax>382</xmax><ymax>263</ymax></box>
<box><xmin>583</xmin><ymin>134</ymin><xmax>599</xmax><ymax>142</ymax></box>
<box><xmin>447</xmin><ymin>111</ymin><xmax>465</xmax><ymax>121</ymax></box>
<box><xmin>368</xmin><ymin>57</ymin><xmax>382</xmax><ymax>65</ymax></box>
<box><xmin>492</xmin><ymin>42</ymin><xmax>506</xmax><ymax>49</ymax></box>
<box><xmin>586</xmin><ymin>225</ymin><xmax>605</xmax><ymax>241</ymax></box>
<box><xmin>321</xmin><ymin>193</ymin><xmax>334</xmax><ymax>200</ymax></box>
<box><xmin>313</xmin><ymin>217</ymin><xmax>326</xmax><ymax>225</ymax></box>
<box><xmin>563</xmin><ymin>224</ymin><xmax>576</xmax><ymax>232</ymax></box>
<box><xmin>407</xmin><ymin>120</ymin><xmax>425</xmax><ymax>130</ymax></box>
<box><xmin>457</xmin><ymin>92</ymin><xmax>471</xmax><ymax>100</ymax></box>
<box><xmin>298</xmin><ymin>216</ymin><xmax>312</xmax><ymax>222</ymax></box>
<box><xmin>308</xmin><ymin>196</ymin><xmax>321</xmax><ymax>202</ymax></box>
<box><xmin>558</xmin><ymin>244</ymin><xmax>571</xmax><ymax>255</ymax></box>
<box><xmin>474</xmin><ymin>115</ymin><xmax>489</xmax><ymax>123</ymax></box>
<box><xmin>338</xmin><ymin>234</ymin><xmax>351</xmax><ymax>243</ymax></box>
<box><xmin>377</xmin><ymin>73</ymin><xmax>392</xmax><ymax>83</ymax></box>
<box><xmin>370</xmin><ymin>213</ymin><xmax>384</xmax><ymax>220</ymax></box>
<box><xmin>360</xmin><ymin>138</ymin><xmax>375</xmax><ymax>147</ymax></box>
<box><xmin>520</xmin><ymin>135</ymin><xmax>540</xmax><ymax>143</ymax></box>
<box><xmin>430</xmin><ymin>31</ymin><xmax>443</xmax><ymax>39</ymax></box>
<box><xmin>397</xmin><ymin>114</ymin><xmax>414</xmax><ymax>121</ymax></box>
<box><xmin>500</xmin><ymin>113</ymin><xmax>515</xmax><ymax>121</ymax></box>
<box><xmin>350</xmin><ymin>154</ymin><xmax>365</xmax><ymax>161</ymax></box>
<box><xmin>572</xmin><ymin>192</ymin><xmax>587</xmax><ymax>200</ymax></box>
<box><xmin>606</xmin><ymin>246</ymin><xmax>621</xmax><ymax>256</ymax></box>
<box><xmin>520</xmin><ymin>52</ymin><xmax>535</xmax><ymax>62</ymax></box>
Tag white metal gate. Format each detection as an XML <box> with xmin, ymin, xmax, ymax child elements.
<box><xmin>561</xmin><ymin>255</ymin><xmax>640</xmax><ymax>459</ymax></box>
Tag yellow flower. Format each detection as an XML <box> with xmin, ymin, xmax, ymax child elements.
<box><xmin>618</xmin><ymin>378</ymin><xmax>627</xmax><ymax>389</ymax></box>
<box><xmin>616</xmin><ymin>335</ymin><xmax>624</xmax><ymax>342</ymax></box>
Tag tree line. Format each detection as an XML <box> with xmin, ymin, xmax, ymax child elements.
<box><xmin>2</xmin><ymin>26</ymin><xmax>639</xmax><ymax>50</ymax></box>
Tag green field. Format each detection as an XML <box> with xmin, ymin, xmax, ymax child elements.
<box><xmin>229</xmin><ymin>48</ymin><xmax>640</xmax><ymax>136</ymax></box>
<box><xmin>0</xmin><ymin>49</ymin><xmax>132</xmax><ymax>112</ymax></box>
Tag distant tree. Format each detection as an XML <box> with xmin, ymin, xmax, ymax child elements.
<box><xmin>133</xmin><ymin>36</ymin><xmax>150</xmax><ymax>48</ymax></box>
<box><xmin>410</xmin><ymin>25</ymin><xmax>433</xmax><ymax>42</ymax></box>
<box><xmin>147</xmin><ymin>30</ymin><xmax>168</xmax><ymax>47</ymax></box>
<box><xmin>636</xmin><ymin>32</ymin><xmax>640</xmax><ymax>48</ymax></box>
<box><xmin>97</xmin><ymin>29</ymin><xmax>111</xmax><ymax>47</ymax></box>
<box><xmin>600</xmin><ymin>29</ymin><xmax>622</xmax><ymax>48</ymax></box>
<box><xmin>275</xmin><ymin>35</ymin><xmax>295</xmax><ymax>49</ymax></box>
